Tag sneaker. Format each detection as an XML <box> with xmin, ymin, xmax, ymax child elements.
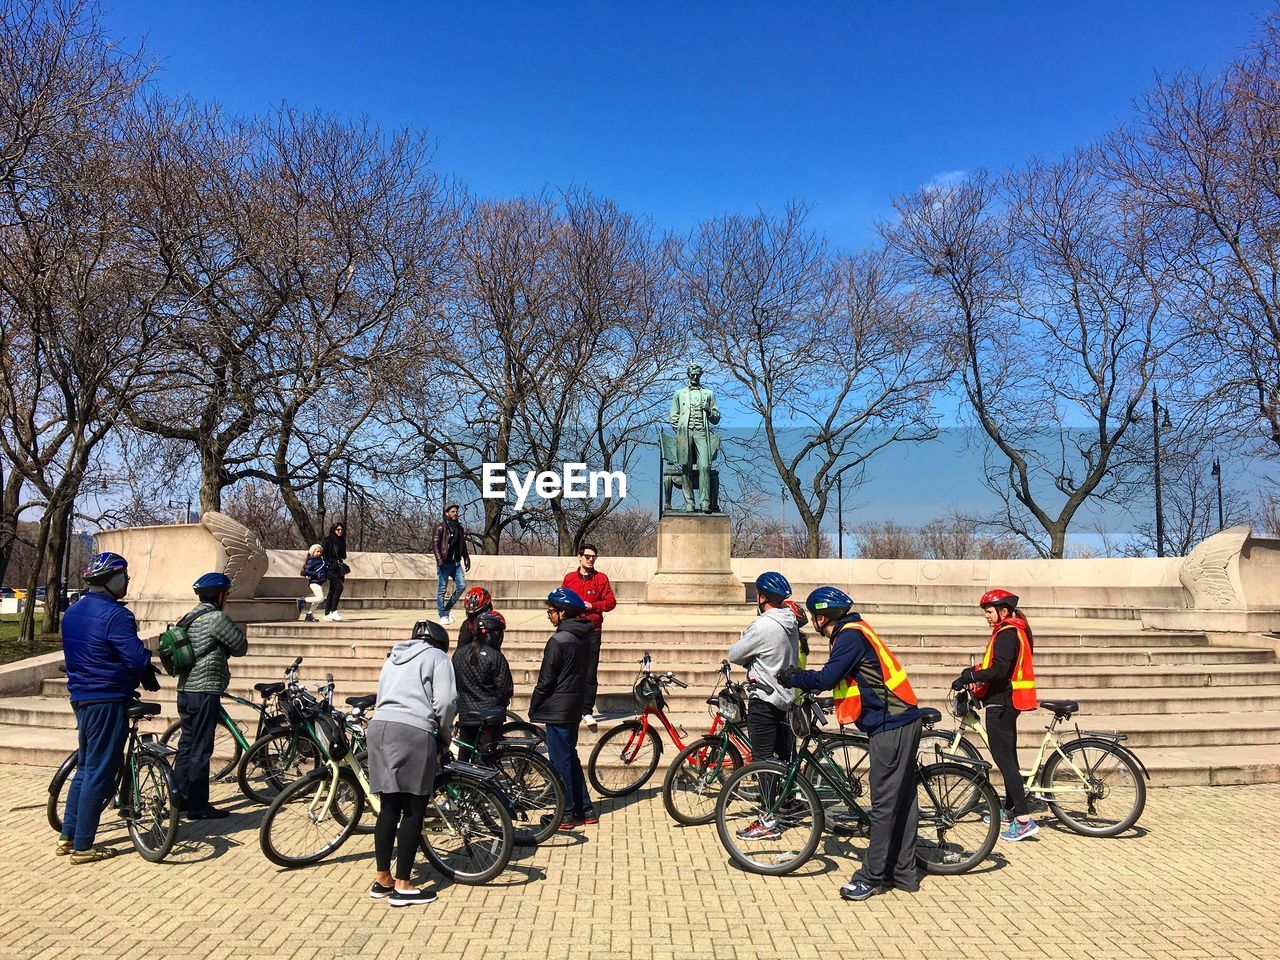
<box><xmin>581</xmin><ymin>809</ymin><xmax>599</xmax><ymax>825</ymax></box>
<box><xmin>582</xmin><ymin>711</ymin><xmax>599</xmax><ymax>731</ymax></box>
<box><xmin>296</xmin><ymin>598</ymin><xmax>305</xmax><ymax>614</ymax></box>
<box><xmin>389</xmin><ymin>887</ymin><xmax>437</xmax><ymax>907</ymax></box>
<box><xmin>69</xmin><ymin>845</ymin><xmax>118</xmax><ymax>864</ymax></box>
<box><xmin>983</xmin><ymin>809</ymin><xmax>1013</xmax><ymax>827</ymax></box>
<box><xmin>556</xmin><ymin>816</ymin><xmax>578</xmax><ymax>832</ymax></box>
<box><xmin>304</xmin><ymin>614</ymin><xmax>317</xmax><ymax>622</ymax></box>
<box><xmin>840</xmin><ymin>878</ymin><xmax>888</xmax><ymax>902</ymax></box>
<box><xmin>1000</xmin><ymin>817</ymin><xmax>1040</xmax><ymax>842</ymax></box>
<box><xmin>440</xmin><ymin>614</ymin><xmax>453</xmax><ymax>625</ymax></box>
<box><xmin>183</xmin><ymin>806</ymin><xmax>231</xmax><ymax>821</ymax></box>
<box><xmin>54</xmin><ymin>837</ymin><xmax>73</xmax><ymax>856</ymax></box>
<box><xmin>734</xmin><ymin>819</ymin><xmax>781</xmax><ymax>841</ymax></box>
<box><xmin>329</xmin><ymin>611</ymin><xmax>342</xmax><ymax>622</ymax></box>
<box><xmin>369</xmin><ymin>880</ymin><xmax>395</xmax><ymax>899</ymax></box>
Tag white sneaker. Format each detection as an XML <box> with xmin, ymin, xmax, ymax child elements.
<box><xmin>440</xmin><ymin>614</ymin><xmax>453</xmax><ymax>625</ymax></box>
<box><xmin>329</xmin><ymin>611</ymin><xmax>342</xmax><ymax>621</ymax></box>
<box><xmin>323</xmin><ymin>612</ymin><xmax>335</xmax><ymax>621</ymax></box>
<box><xmin>582</xmin><ymin>711</ymin><xmax>599</xmax><ymax>731</ymax></box>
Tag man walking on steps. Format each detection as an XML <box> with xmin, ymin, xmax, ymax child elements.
<box><xmin>173</xmin><ymin>572</ymin><xmax>249</xmax><ymax>819</ymax></box>
<box><xmin>561</xmin><ymin>543</ymin><xmax>616</xmax><ymax>729</ymax></box>
<box><xmin>433</xmin><ymin>504</ymin><xmax>470</xmax><ymax>625</ymax></box>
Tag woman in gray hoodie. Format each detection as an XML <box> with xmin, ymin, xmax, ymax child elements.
<box><xmin>366</xmin><ymin>620</ymin><xmax>457</xmax><ymax>906</ymax></box>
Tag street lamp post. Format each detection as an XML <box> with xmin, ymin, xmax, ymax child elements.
<box><xmin>1152</xmin><ymin>388</ymin><xmax>1172</xmax><ymax>557</ymax></box>
<box><xmin>1211</xmin><ymin>458</ymin><xmax>1224</xmax><ymax>532</ymax></box>
<box><xmin>837</xmin><ymin>473</ymin><xmax>845</xmax><ymax>560</ymax></box>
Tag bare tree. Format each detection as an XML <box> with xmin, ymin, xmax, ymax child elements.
<box><xmin>885</xmin><ymin>157</ymin><xmax>1185</xmax><ymax>557</ymax></box>
<box><xmin>1107</xmin><ymin>20</ymin><xmax>1280</xmax><ymax>458</ymax></box>
<box><xmin>683</xmin><ymin>204</ymin><xmax>949</xmax><ymax>557</ymax></box>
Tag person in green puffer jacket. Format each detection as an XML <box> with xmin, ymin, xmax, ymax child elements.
<box><xmin>173</xmin><ymin>572</ymin><xmax>249</xmax><ymax>819</ymax></box>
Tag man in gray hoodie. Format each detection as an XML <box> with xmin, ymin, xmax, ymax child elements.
<box><xmin>727</xmin><ymin>571</ymin><xmax>800</xmax><ymax>841</ymax></box>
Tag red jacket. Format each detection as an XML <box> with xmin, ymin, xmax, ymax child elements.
<box><xmin>561</xmin><ymin>568</ymin><xmax>616</xmax><ymax>631</ymax></box>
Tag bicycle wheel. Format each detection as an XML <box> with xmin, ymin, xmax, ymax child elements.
<box><xmin>259</xmin><ymin>768</ymin><xmax>364</xmax><ymax>868</ymax></box>
<box><xmin>47</xmin><ymin>753</ymin><xmax>79</xmax><ymax>833</ymax></box>
<box><xmin>420</xmin><ymin>775</ymin><xmax>514</xmax><ymax>884</ymax></box>
<box><xmin>587</xmin><ymin>721</ymin><xmax>662</xmax><ymax>797</ymax></box>
<box><xmin>237</xmin><ymin>729</ymin><xmax>321</xmax><ymax>806</ymax></box>
<box><xmin>715</xmin><ymin>761</ymin><xmax>823</xmax><ymax>876</ymax></box>
<box><xmin>499</xmin><ymin>721</ymin><xmax>546</xmax><ymax>748</ymax></box>
<box><xmin>804</xmin><ymin>733</ymin><xmax>871</xmax><ymax>830</ymax></box>
<box><xmin>916</xmin><ymin>761</ymin><xmax>1000</xmax><ymax>875</ymax></box>
<box><xmin>917</xmin><ymin>730</ymin><xmax>981</xmax><ymax>765</ymax></box>
<box><xmin>663</xmin><ymin>736</ymin><xmax>744</xmax><ymax>826</ymax></box>
<box><xmin>493</xmin><ymin>746</ymin><xmax>565</xmax><ymax>845</ymax></box>
<box><xmin>1040</xmin><ymin>738</ymin><xmax>1146</xmax><ymax>837</ymax></box>
<box><xmin>126</xmin><ymin>754</ymin><xmax>180</xmax><ymax>862</ymax></box>
<box><xmin>161</xmin><ymin>715</ymin><xmax>243</xmax><ymax>782</ymax></box>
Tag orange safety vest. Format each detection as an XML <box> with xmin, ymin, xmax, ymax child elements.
<box><xmin>832</xmin><ymin>621</ymin><xmax>918</xmax><ymax>725</ymax></box>
<box><xmin>972</xmin><ymin>618</ymin><xmax>1037</xmax><ymax>710</ymax></box>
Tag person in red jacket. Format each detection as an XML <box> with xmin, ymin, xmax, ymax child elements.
<box><xmin>561</xmin><ymin>543</ymin><xmax>616</xmax><ymax>729</ymax></box>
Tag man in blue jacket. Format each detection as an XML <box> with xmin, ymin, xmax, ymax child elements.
<box><xmin>57</xmin><ymin>552</ymin><xmax>158</xmax><ymax>863</ymax></box>
<box><xmin>778</xmin><ymin>586</ymin><xmax>922</xmax><ymax>901</ymax></box>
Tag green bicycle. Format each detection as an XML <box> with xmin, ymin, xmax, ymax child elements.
<box><xmin>714</xmin><ymin>693</ymin><xmax>1001</xmax><ymax>876</ymax></box>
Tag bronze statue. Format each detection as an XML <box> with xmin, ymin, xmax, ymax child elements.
<box><xmin>663</xmin><ymin>362</ymin><xmax>721</xmax><ymax>513</ymax></box>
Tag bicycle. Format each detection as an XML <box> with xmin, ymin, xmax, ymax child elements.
<box><xmin>453</xmin><ymin>706</ymin><xmax>565</xmax><ymax>845</ymax></box>
<box><xmin>586</xmin><ymin>652</ymin><xmax>692</xmax><ymax>797</ymax></box>
<box><xmin>922</xmin><ymin>690</ymin><xmax>1148</xmax><ymax>836</ymax></box>
<box><xmin>258</xmin><ymin>692</ymin><xmax>515</xmax><ymax>884</ymax></box>
<box><xmin>714</xmin><ymin>692</ymin><xmax>1001</xmax><ymax>876</ymax></box>
<box><xmin>159</xmin><ymin>657</ymin><xmax>303</xmax><ymax>797</ymax></box>
<box><xmin>660</xmin><ymin>661</ymin><xmax>754</xmax><ymax>826</ymax></box>
<box><xmin>47</xmin><ymin>701</ymin><xmax>182</xmax><ymax>862</ymax></box>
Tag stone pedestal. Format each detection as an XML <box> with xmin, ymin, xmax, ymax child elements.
<box><xmin>645</xmin><ymin>514</ymin><xmax>744</xmax><ymax>604</ymax></box>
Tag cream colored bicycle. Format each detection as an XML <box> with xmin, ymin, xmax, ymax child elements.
<box><xmin>921</xmin><ymin>691</ymin><xmax>1148</xmax><ymax>837</ymax></box>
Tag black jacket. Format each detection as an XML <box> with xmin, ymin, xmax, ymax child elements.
<box><xmin>528</xmin><ymin>616</ymin><xmax>593</xmax><ymax>723</ymax></box>
<box><xmin>971</xmin><ymin>624</ymin><xmax>1021</xmax><ymax>706</ymax></box>
<box><xmin>322</xmin><ymin>532</ymin><xmax>347</xmax><ymax>580</ymax></box>
<box><xmin>433</xmin><ymin>520</ymin><xmax>470</xmax><ymax>567</ymax></box>
<box><xmin>453</xmin><ymin>640</ymin><xmax>514</xmax><ymax>717</ymax></box>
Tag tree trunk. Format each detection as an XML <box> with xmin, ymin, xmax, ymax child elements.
<box><xmin>18</xmin><ymin>517</ymin><xmax>53</xmax><ymax>647</ymax></box>
<box><xmin>198</xmin><ymin>445</ymin><xmax>226</xmax><ymax>514</ymax></box>
<box><xmin>40</xmin><ymin>501</ymin><xmax>69</xmax><ymax>635</ymax></box>
<box><xmin>0</xmin><ymin>460</ymin><xmax>19</xmax><ymax>588</ymax></box>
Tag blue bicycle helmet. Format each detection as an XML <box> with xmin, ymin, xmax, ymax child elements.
<box><xmin>83</xmin><ymin>552</ymin><xmax>128</xmax><ymax>585</ymax></box>
<box><xmin>805</xmin><ymin>585</ymin><xmax>853</xmax><ymax>614</ymax></box>
<box><xmin>754</xmin><ymin>571</ymin><xmax>792</xmax><ymax>600</ymax></box>
<box><xmin>546</xmin><ymin>587</ymin><xmax>587</xmax><ymax>612</ymax></box>
<box><xmin>193</xmin><ymin>571</ymin><xmax>233</xmax><ymax>598</ymax></box>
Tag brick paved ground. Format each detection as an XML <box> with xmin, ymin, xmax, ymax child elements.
<box><xmin>1</xmin><ymin>763</ymin><xmax>1277</xmax><ymax>960</ymax></box>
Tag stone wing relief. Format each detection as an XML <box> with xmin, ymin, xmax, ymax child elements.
<box><xmin>201</xmin><ymin>511</ymin><xmax>269</xmax><ymax>599</ymax></box>
<box><xmin>1178</xmin><ymin>527</ymin><xmax>1245</xmax><ymax>607</ymax></box>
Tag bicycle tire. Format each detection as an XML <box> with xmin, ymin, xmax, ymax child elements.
<box><xmin>259</xmin><ymin>768</ymin><xmax>364</xmax><ymax>868</ymax></box>
<box><xmin>714</xmin><ymin>760</ymin><xmax>823</xmax><ymax>876</ymax></box>
<box><xmin>237</xmin><ymin>729</ymin><xmax>321</xmax><ymax>806</ymax></box>
<box><xmin>662</xmin><ymin>735</ymin><xmax>744</xmax><ymax>826</ymax></box>
<box><xmin>587</xmin><ymin>721</ymin><xmax>663</xmax><ymax>797</ymax></box>
<box><xmin>126</xmin><ymin>754</ymin><xmax>180</xmax><ymax>862</ymax></box>
<box><xmin>161</xmin><ymin>715</ymin><xmax>243</xmax><ymax>782</ymax></box>
<box><xmin>1040</xmin><ymin>738</ymin><xmax>1146</xmax><ymax>837</ymax></box>
<box><xmin>499</xmin><ymin>720</ymin><xmax>545</xmax><ymax>748</ymax></box>
<box><xmin>917</xmin><ymin>729</ymin><xmax>982</xmax><ymax>765</ymax></box>
<box><xmin>493</xmin><ymin>745</ymin><xmax>565</xmax><ymax>845</ymax></box>
<box><xmin>916</xmin><ymin>761</ymin><xmax>1000</xmax><ymax>875</ymax></box>
<box><xmin>419</xmin><ymin>775</ymin><xmax>514</xmax><ymax>884</ymax></box>
<box><xmin>804</xmin><ymin>733</ymin><xmax>871</xmax><ymax>827</ymax></box>
<box><xmin>47</xmin><ymin>753</ymin><xmax>80</xmax><ymax>833</ymax></box>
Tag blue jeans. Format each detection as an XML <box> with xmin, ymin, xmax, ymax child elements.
<box><xmin>436</xmin><ymin>562</ymin><xmax>465</xmax><ymax>618</ymax></box>
<box><xmin>62</xmin><ymin>700</ymin><xmax>130</xmax><ymax>850</ymax></box>
<box><xmin>544</xmin><ymin>723</ymin><xmax>593</xmax><ymax>819</ymax></box>
<box><xmin>173</xmin><ymin>691</ymin><xmax>222</xmax><ymax>811</ymax></box>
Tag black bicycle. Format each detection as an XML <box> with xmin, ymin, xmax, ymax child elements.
<box><xmin>47</xmin><ymin>701</ymin><xmax>182</xmax><ymax>862</ymax></box>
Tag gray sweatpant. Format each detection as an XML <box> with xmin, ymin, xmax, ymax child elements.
<box><xmin>855</xmin><ymin>717</ymin><xmax>922</xmax><ymax>890</ymax></box>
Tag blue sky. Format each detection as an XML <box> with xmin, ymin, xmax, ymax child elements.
<box><xmin>106</xmin><ymin>1</ymin><xmax>1264</xmax><ymax>249</ymax></box>
<box><xmin>98</xmin><ymin>1</ymin><xmax>1268</xmax><ymax>540</ymax></box>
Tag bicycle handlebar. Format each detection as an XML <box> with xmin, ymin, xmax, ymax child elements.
<box><xmin>661</xmin><ymin>672</ymin><xmax>688</xmax><ymax>689</ymax></box>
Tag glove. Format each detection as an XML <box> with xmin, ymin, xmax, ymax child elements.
<box><xmin>140</xmin><ymin>663</ymin><xmax>162</xmax><ymax>692</ymax></box>
<box><xmin>950</xmin><ymin>668</ymin><xmax>975</xmax><ymax>691</ymax></box>
<box><xmin>776</xmin><ymin>665</ymin><xmax>798</xmax><ymax>688</ymax></box>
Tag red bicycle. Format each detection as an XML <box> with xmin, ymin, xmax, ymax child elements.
<box><xmin>586</xmin><ymin>652</ymin><xmax>697</xmax><ymax>796</ymax></box>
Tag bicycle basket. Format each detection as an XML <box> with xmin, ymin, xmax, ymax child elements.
<box><xmin>309</xmin><ymin>709</ymin><xmax>350</xmax><ymax>762</ymax></box>
<box><xmin>788</xmin><ymin>702</ymin><xmax>813</xmax><ymax>739</ymax></box>
<box><xmin>711</xmin><ymin>687</ymin><xmax>744</xmax><ymax>724</ymax></box>
<box><xmin>947</xmin><ymin>688</ymin><xmax>972</xmax><ymax>720</ymax></box>
<box><xmin>633</xmin><ymin>674</ymin><xmax>665</xmax><ymax>711</ymax></box>
<box><xmin>282</xmin><ymin>689</ymin><xmax>320</xmax><ymax>727</ymax></box>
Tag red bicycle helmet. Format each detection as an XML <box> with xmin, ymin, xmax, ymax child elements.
<box><xmin>784</xmin><ymin>599</ymin><xmax>809</xmax><ymax>627</ymax></box>
<box><xmin>463</xmin><ymin>586</ymin><xmax>493</xmax><ymax>617</ymax></box>
<box><xmin>978</xmin><ymin>589</ymin><xmax>1019</xmax><ymax>610</ymax></box>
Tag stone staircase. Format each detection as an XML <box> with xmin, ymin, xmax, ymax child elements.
<box><xmin>2</xmin><ymin>608</ymin><xmax>1277</xmax><ymax>786</ymax></box>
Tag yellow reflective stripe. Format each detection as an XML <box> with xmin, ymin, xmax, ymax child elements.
<box><xmin>1011</xmin><ymin>680</ymin><xmax>1035</xmax><ymax>688</ymax></box>
<box><xmin>864</xmin><ymin>629</ymin><xmax>909</xmax><ymax>689</ymax></box>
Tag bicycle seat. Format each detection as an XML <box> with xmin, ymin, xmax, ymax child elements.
<box><xmin>918</xmin><ymin>707</ymin><xmax>942</xmax><ymax>725</ymax></box>
<box><xmin>1040</xmin><ymin>699</ymin><xmax>1080</xmax><ymax>717</ymax></box>
<box><xmin>459</xmin><ymin>707</ymin><xmax>507</xmax><ymax>725</ymax></box>
<box><xmin>128</xmin><ymin>702</ymin><xmax>162</xmax><ymax>720</ymax></box>
<box><xmin>345</xmin><ymin>694</ymin><xmax>376</xmax><ymax>711</ymax></box>
<box><xmin>255</xmin><ymin>681</ymin><xmax>285</xmax><ymax>696</ymax></box>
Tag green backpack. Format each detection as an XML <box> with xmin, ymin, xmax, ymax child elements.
<box><xmin>157</xmin><ymin>610</ymin><xmax>208</xmax><ymax>677</ymax></box>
